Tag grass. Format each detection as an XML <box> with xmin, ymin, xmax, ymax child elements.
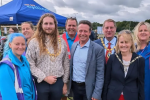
<box><xmin>67</xmin><ymin>97</ymin><xmax>73</xmax><ymax>100</ymax></box>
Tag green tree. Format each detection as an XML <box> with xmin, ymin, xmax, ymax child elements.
<box><xmin>145</xmin><ymin>19</ymin><xmax>150</xmax><ymax>24</ymax></box>
<box><xmin>91</xmin><ymin>22</ymin><xmax>102</xmax><ymax>30</ymax></box>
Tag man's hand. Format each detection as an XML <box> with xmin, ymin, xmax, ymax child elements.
<box><xmin>63</xmin><ymin>83</ymin><xmax>68</xmax><ymax>95</ymax></box>
<box><xmin>44</xmin><ymin>76</ymin><xmax>57</xmax><ymax>84</ymax></box>
<box><xmin>91</xmin><ymin>97</ymin><xmax>98</xmax><ymax>100</ymax></box>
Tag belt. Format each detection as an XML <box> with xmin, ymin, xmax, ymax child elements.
<box><xmin>72</xmin><ymin>81</ymin><xmax>85</xmax><ymax>86</ymax></box>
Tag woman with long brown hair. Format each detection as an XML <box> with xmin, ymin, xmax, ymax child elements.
<box><xmin>26</xmin><ymin>13</ymin><xmax>70</xmax><ymax>100</ymax></box>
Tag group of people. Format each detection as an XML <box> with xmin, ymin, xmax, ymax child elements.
<box><xmin>0</xmin><ymin>13</ymin><xmax>150</xmax><ymax>100</ymax></box>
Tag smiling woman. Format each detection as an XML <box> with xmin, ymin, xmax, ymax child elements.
<box><xmin>134</xmin><ymin>22</ymin><xmax>150</xmax><ymax>100</ymax></box>
<box><xmin>8</xmin><ymin>27</ymin><xmax>19</xmax><ymax>34</ymax></box>
<box><xmin>115</xmin><ymin>30</ymin><xmax>135</xmax><ymax>54</ymax></box>
<box><xmin>21</xmin><ymin>21</ymin><xmax>34</xmax><ymax>41</ymax></box>
<box><xmin>102</xmin><ymin>30</ymin><xmax>145</xmax><ymax>100</ymax></box>
<box><xmin>3</xmin><ymin>33</ymin><xmax>27</xmax><ymax>58</ymax></box>
<box><xmin>0</xmin><ymin>33</ymin><xmax>37</xmax><ymax>100</ymax></box>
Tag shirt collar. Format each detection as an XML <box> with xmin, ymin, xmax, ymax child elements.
<box><xmin>66</xmin><ymin>32</ymin><xmax>77</xmax><ymax>40</ymax></box>
<box><xmin>104</xmin><ymin>37</ymin><xmax>116</xmax><ymax>45</ymax></box>
<box><xmin>77</xmin><ymin>39</ymin><xmax>90</xmax><ymax>48</ymax></box>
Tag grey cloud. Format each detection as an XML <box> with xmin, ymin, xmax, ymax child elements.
<box><xmin>51</xmin><ymin>0</ymin><xmax>66</xmax><ymax>7</ymax></box>
<box><xmin>35</xmin><ymin>0</ymin><xmax>56</xmax><ymax>12</ymax></box>
<box><xmin>103</xmin><ymin>0</ymin><xmax>143</xmax><ymax>8</ymax></box>
<box><xmin>53</xmin><ymin>0</ymin><xmax>121</xmax><ymax>15</ymax></box>
<box><xmin>114</xmin><ymin>4</ymin><xmax>150</xmax><ymax>22</ymax></box>
<box><xmin>57</xmin><ymin>0</ymin><xmax>150</xmax><ymax>23</ymax></box>
<box><xmin>64</xmin><ymin>3</ymin><xmax>150</xmax><ymax>24</ymax></box>
<box><xmin>2</xmin><ymin>0</ymin><xmax>12</xmax><ymax>5</ymax></box>
<box><xmin>3</xmin><ymin>0</ymin><xmax>150</xmax><ymax>24</ymax></box>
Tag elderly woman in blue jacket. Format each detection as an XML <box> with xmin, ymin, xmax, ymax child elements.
<box><xmin>0</xmin><ymin>33</ymin><xmax>37</xmax><ymax>100</ymax></box>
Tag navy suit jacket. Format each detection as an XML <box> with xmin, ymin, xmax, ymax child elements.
<box><xmin>102</xmin><ymin>52</ymin><xmax>145</xmax><ymax>100</ymax></box>
<box><xmin>69</xmin><ymin>40</ymin><xmax>105</xmax><ymax>100</ymax></box>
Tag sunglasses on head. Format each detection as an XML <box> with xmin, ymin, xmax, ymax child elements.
<box><xmin>118</xmin><ymin>30</ymin><xmax>132</xmax><ymax>34</ymax></box>
<box><xmin>67</xmin><ymin>17</ymin><xmax>76</xmax><ymax>20</ymax></box>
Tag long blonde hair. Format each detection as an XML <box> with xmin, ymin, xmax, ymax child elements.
<box><xmin>115</xmin><ymin>30</ymin><xmax>135</xmax><ymax>54</ymax></box>
<box><xmin>29</xmin><ymin>13</ymin><xmax>59</xmax><ymax>55</ymax></box>
<box><xmin>133</xmin><ymin>22</ymin><xmax>150</xmax><ymax>51</ymax></box>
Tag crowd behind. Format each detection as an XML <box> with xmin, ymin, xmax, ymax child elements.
<box><xmin>0</xmin><ymin>13</ymin><xmax>150</xmax><ymax>100</ymax></box>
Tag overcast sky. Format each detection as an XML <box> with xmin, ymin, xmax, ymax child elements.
<box><xmin>1</xmin><ymin>0</ymin><xmax>150</xmax><ymax>24</ymax></box>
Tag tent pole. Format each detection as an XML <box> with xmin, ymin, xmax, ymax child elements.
<box><xmin>16</xmin><ymin>24</ymin><xmax>18</xmax><ymax>29</ymax></box>
<box><xmin>0</xmin><ymin>25</ymin><xmax>1</xmax><ymax>36</ymax></box>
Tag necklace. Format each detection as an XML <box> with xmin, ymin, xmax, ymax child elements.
<box><xmin>46</xmin><ymin>38</ymin><xmax>61</xmax><ymax>62</ymax></box>
<box><xmin>123</xmin><ymin>60</ymin><xmax>130</xmax><ymax>73</ymax></box>
<box><xmin>101</xmin><ymin>38</ymin><xmax>116</xmax><ymax>51</ymax></box>
<box><xmin>115</xmin><ymin>53</ymin><xmax>141</xmax><ymax>72</ymax></box>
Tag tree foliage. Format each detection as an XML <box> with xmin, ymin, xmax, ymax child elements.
<box><xmin>91</xmin><ymin>19</ymin><xmax>150</xmax><ymax>32</ymax></box>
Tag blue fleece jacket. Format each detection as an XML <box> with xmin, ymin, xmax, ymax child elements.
<box><xmin>0</xmin><ymin>50</ymin><xmax>35</xmax><ymax>100</ymax></box>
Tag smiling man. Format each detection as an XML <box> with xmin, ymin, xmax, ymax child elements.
<box><xmin>61</xmin><ymin>17</ymin><xmax>79</xmax><ymax>100</ymax></box>
<box><xmin>95</xmin><ymin>19</ymin><xmax>117</xmax><ymax>63</ymax></box>
<box><xmin>61</xmin><ymin>17</ymin><xmax>79</xmax><ymax>59</ymax></box>
<box><xmin>69</xmin><ymin>20</ymin><xmax>104</xmax><ymax>100</ymax></box>
<box><xmin>26</xmin><ymin>13</ymin><xmax>70</xmax><ymax>100</ymax></box>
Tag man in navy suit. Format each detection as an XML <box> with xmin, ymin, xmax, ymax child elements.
<box><xmin>95</xmin><ymin>19</ymin><xmax>117</xmax><ymax>62</ymax></box>
<box><xmin>69</xmin><ymin>20</ymin><xmax>105</xmax><ymax>100</ymax></box>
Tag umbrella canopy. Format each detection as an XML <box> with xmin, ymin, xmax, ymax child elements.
<box><xmin>0</xmin><ymin>0</ymin><xmax>67</xmax><ymax>26</ymax></box>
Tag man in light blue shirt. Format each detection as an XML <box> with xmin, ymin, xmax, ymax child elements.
<box><xmin>72</xmin><ymin>39</ymin><xmax>90</xmax><ymax>83</ymax></box>
<box><xmin>69</xmin><ymin>20</ymin><xmax>104</xmax><ymax>100</ymax></box>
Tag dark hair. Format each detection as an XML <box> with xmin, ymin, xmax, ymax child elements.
<box><xmin>65</xmin><ymin>17</ymin><xmax>78</xmax><ymax>25</ymax></box>
<box><xmin>21</xmin><ymin>21</ymin><xmax>34</xmax><ymax>30</ymax></box>
<box><xmin>79</xmin><ymin>20</ymin><xmax>92</xmax><ymax>31</ymax></box>
<box><xmin>10</xmin><ymin>27</ymin><xmax>19</xmax><ymax>33</ymax></box>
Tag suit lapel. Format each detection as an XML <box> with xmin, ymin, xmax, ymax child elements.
<box><xmin>114</xmin><ymin>36</ymin><xmax>117</xmax><ymax>53</ymax></box>
<box><xmin>118</xmin><ymin>53</ymin><xmax>124</xmax><ymax>72</ymax></box>
<box><xmin>71</xmin><ymin>42</ymin><xmax>78</xmax><ymax>58</ymax></box>
<box><xmin>70</xmin><ymin>42</ymin><xmax>78</xmax><ymax>74</ymax></box>
<box><xmin>85</xmin><ymin>41</ymin><xmax>93</xmax><ymax>75</ymax></box>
